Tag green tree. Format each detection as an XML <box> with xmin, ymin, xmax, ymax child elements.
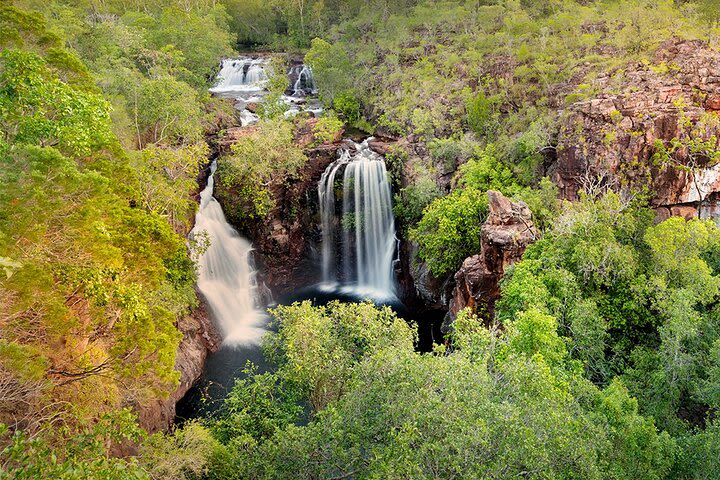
<box><xmin>133</xmin><ymin>76</ymin><xmax>205</xmax><ymax>147</ymax></box>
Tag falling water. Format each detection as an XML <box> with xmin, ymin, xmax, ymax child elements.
<box><xmin>318</xmin><ymin>160</ymin><xmax>343</xmax><ymax>284</ymax></box>
<box><xmin>290</xmin><ymin>64</ymin><xmax>317</xmax><ymax>97</ymax></box>
<box><xmin>210</xmin><ymin>58</ymin><xmax>269</xmax><ymax>94</ymax></box>
<box><xmin>318</xmin><ymin>140</ymin><xmax>396</xmax><ymax>295</ymax></box>
<box><xmin>190</xmin><ymin>162</ymin><xmax>266</xmax><ymax>345</ymax></box>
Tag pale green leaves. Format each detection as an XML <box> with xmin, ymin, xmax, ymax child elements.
<box><xmin>0</xmin><ymin>257</ymin><xmax>21</xmax><ymax>278</ymax></box>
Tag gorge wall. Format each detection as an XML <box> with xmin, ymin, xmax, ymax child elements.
<box><xmin>215</xmin><ymin>119</ymin><xmax>344</xmax><ymax>296</ymax></box>
<box><xmin>553</xmin><ymin>39</ymin><xmax>720</xmax><ymax>218</ymax></box>
<box><xmin>135</xmin><ymin>302</ymin><xmax>219</xmax><ymax>433</ymax></box>
<box><xmin>209</xmin><ymin>38</ymin><xmax>720</xmax><ymax>326</ymax></box>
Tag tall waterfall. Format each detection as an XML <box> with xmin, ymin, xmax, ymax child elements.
<box><xmin>210</xmin><ymin>58</ymin><xmax>268</xmax><ymax>94</ymax></box>
<box><xmin>318</xmin><ymin>140</ymin><xmax>396</xmax><ymax>295</ymax></box>
<box><xmin>190</xmin><ymin>161</ymin><xmax>265</xmax><ymax>345</ymax></box>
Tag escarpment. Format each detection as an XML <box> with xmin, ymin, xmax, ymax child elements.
<box><xmin>214</xmin><ymin>118</ymin><xmax>345</xmax><ymax>296</ymax></box>
<box><xmin>553</xmin><ymin>39</ymin><xmax>720</xmax><ymax>218</ymax></box>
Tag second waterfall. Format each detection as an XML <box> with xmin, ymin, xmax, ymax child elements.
<box><xmin>318</xmin><ymin>140</ymin><xmax>397</xmax><ymax>295</ymax></box>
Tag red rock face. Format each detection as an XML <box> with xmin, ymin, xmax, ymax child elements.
<box><xmin>705</xmin><ymin>95</ymin><xmax>720</xmax><ymax>111</ymax></box>
<box><xmin>553</xmin><ymin>39</ymin><xmax>720</xmax><ymax>218</ymax></box>
<box><xmin>449</xmin><ymin>191</ymin><xmax>538</xmax><ymax>322</ymax></box>
<box><xmin>134</xmin><ymin>302</ymin><xmax>219</xmax><ymax>435</ymax></box>
<box><xmin>217</xmin><ymin>125</ymin><xmax>258</xmax><ymax>154</ymax></box>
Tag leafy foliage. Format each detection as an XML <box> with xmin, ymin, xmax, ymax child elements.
<box><xmin>187</xmin><ymin>301</ymin><xmax>677</xmax><ymax>480</ymax></box>
<box><xmin>0</xmin><ymin>410</ymin><xmax>148</xmax><ymax>479</ymax></box>
<box><xmin>215</xmin><ymin>119</ymin><xmax>307</xmax><ymax>222</ymax></box>
<box><xmin>498</xmin><ymin>193</ymin><xmax>720</xmax><ymax>437</ymax></box>
<box><xmin>0</xmin><ymin>0</ymin><xmax>220</xmax><ymax>446</ymax></box>
<box><xmin>410</xmin><ymin>146</ymin><xmax>558</xmax><ymax>277</ymax></box>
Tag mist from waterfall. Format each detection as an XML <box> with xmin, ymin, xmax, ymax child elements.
<box><xmin>190</xmin><ymin>161</ymin><xmax>266</xmax><ymax>345</ymax></box>
<box><xmin>318</xmin><ymin>140</ymin><xmax>397</xmax><ymax>296</ymax></box>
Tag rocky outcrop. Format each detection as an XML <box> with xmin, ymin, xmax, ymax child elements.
<box><xmin>252</xmin><ymin>142</ymin><xmax>342</xmax><ymax>294</ymax></box>
<box><xmin>554</xmin><ymin>39</ymin><xmax>720</xmax><ymax>218</ymax></box>
<box><xmin>217</xmin><ymin>125</ymin><xmax>258</xmax><ymax>154</ymax></box>
<box><xmin>215</xmin><ymin>120</ymin><xmax>344</xmax><ymax>295</ymax></box>
<box><xmin>447</xmin><ymin>191</ymin><xmax>538</xmax><ymax>323</ymax></box>
<box><xmin>134</xmin><ymin>300</ymin><xmax>219</xmax><ymax>434</ymax></box>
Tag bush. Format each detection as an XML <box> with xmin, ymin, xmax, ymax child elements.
<box><xmin>311</xmin><ymin>114</ymin><xmax>344</xmax><ymax>146</ymax></box>
<box><xmin>466</xmin><ymin>90</ymin><xmax>502</xmax><ymax>138</ymax></box>
<box><xmin>410</xmin><ymin>186</ymin><xmax>487</xmax><ymax>277</ymax></box>
<box><xmin>216</xmin><ymin>119</ymin><xmax>307</xmax><ymax>222</ymax></box>
<box><xmin>332</xmin><ymin>91</ymin><xmax>362</xmax><ymax>124</ymax></box>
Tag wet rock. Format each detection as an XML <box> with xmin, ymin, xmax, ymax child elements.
<box><xmin>448</xmin><ymin>191</ymin><xmax>538</xmax><ymax>322</ymax></box>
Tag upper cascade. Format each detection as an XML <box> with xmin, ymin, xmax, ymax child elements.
<box><xmin>288</xmin><ymin>64</ymin><xmax>317</xmax><ymax>97</ymax></box>
<box><xmin>210</xmin><ymin>58</ymin><xmax>269</xmax><ymax>94</ymax></box>
<box><xmin>318</xmin><ymin>140</ymin><xmax>397</xmax><ymax>297</ymax></box>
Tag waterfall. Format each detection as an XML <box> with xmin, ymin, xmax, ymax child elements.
<box><xmin>190</xmin><ymin>161</ymin><xmax>266</xmax><ymax>345</ymax></box>
<box><xmin>318</xmin><ymin>159</ymin><xmax>343</xmax><ymax>284</ymax></box>
<box><xmin>318</xmin><ymin>140</ymin><xmax>396</xmax><ymax>295</ymax></box>
<box><xmin>290</xmin><ymin>64</ymin><xmax>317</xmax><ymax>97</ymax></box>
<box><xmin>210</xmin><ymin>58</ymin><xmax>268</xmax><ymax>94</ymax></box>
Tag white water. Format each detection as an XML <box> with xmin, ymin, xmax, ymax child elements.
<box><xmin>318</xmin><ymin>160</ymin><xmax>343</xmax><ymax>283</ymax></box>
<box><xmin>290</xmin><ymin>64</ymin><xmax>317</xmax><ymax>97</ymax></box>
<box><xmin>210</xmin><ymin>58</ymin><xmax>269</xmax><ymax>94</ymax></box>
<box><xmin>190</xmin><ymin>162</ymin><xmax>266</xmax><ymax>345</ymax></box>
<box><xmin>318</xmin><ymin>140</ymin><xmax>397</xmax><ymax>295</ymax></box>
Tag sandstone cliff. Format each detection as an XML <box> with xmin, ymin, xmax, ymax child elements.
<box><xmin>553</xmin><ymin>39</ymin><xmax>720</xmax><ymax>219</ymax></box>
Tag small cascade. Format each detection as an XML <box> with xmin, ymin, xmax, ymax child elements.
<box><xmin>289</xmin><ymin>64</ymin><xmax>317</xmax><ymax>97</ymax></box>
<box><xmin>190</xmin><ymin>161</ymin><xmax>266</xmax><ymax>345</ymax></box>
<box><xmin>210</xmin><ymin>58</ymin><xmax>268</xmax><ymax>94</ymax></box>
<box><xmin>282</xmin><ymin>64</ymin><xmax>322</xmax><ymax>118</ymax></box>
<box><xmin>318</xmin><ymin>140</ymin><xmax>397</xmax><ymax>295</ymax></box>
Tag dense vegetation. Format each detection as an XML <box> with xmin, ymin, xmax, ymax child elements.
<box><xmin>3</xmin><ymin>0</ymin><xmax>720</xmax><ymax>478</ymax></box>
<box><xmin>1</xmin><ymin>0</ymin><xmax>235</xmax><ymax>475</ymax></box>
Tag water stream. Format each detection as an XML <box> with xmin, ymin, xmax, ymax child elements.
<box><xmin>209</xmin><ymin>58</ymin><xmax>269</xmax><ymax>95</ymax></box>
<box><xmin>190</xmin><ymin>162</ymin><xmax>267</xmax><ymax>345</ymax></box>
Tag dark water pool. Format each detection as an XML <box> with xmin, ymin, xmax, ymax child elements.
<box><xmin>175</xmin><ymin>283</ymin><xmax>444</xmax><ymax>422</ymax></box>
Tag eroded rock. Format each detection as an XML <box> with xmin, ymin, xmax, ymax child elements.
<box><xmin>448</xmin><ymin>191</ymin><xmax>538</xmax><ymax>323</ymax></box>
<box><xmin>554</xmin><ymin>39</ymin><xmax>720</xmax><ymax>218</ymax></box>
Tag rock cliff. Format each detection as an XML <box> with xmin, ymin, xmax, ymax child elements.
<box><xmin>134</xmin><ymin>301</ymin><xmax>219</xmax><ymax>433</ymax></box>
<box><xmin>553</xmin><ymin>39</ymin><xmax>720</xmax><ymax>218</ymax></box>
<box><xmin>216</xmin><ymin>119</ymin><xmax>344</xmax><ymax>295</ymax></box>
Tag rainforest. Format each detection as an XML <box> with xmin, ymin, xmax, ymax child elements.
<box><xmin>2</xmin><ymin>0</ymin><xmax>720</xmax><ymax>478</ymax></box>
